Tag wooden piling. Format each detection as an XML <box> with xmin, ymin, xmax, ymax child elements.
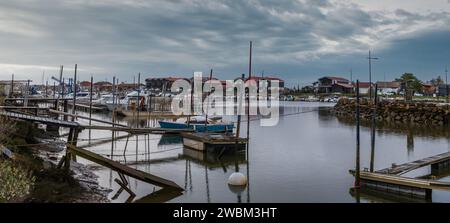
<box><xmin>246</xmin><ymin>41</ymin><xmax>252</xmax><ymax>141</ymax></box>
<box><xmin>89</xmin><ymin>75</ymin><xmax>93</xmax><ymax>127</ymax></box>
<box><xmin>355</xmin><ymin>80</ymin><xmax>361</xmax><ymax>188</ymax></box>
<box><xmin>370</xmin><ymin>84</ymin><xmax>378</xmax><ymax>172</ymax></box>
<box><xmin>72</xmin><ymin>64</ymin><xmax>77</xmax><ymax>122</ymax></box>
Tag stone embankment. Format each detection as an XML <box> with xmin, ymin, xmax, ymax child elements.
<box><xmin>334</xmin><ymin>98</ymin><xmax>449</xmax><ymax>126</ymax></box>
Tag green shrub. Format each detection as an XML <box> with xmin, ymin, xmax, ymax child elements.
<box><xmin>0</xmin><ymin>160</ymin><xmax>35</xmax><ymax>202</ymax></box>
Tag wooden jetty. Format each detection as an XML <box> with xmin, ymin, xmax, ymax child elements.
<box><xmin>0</xmin><ymin>110</ymin><xmax>80</xmax><ymax>128</ymax></box>
<box><xmin>181</xmin><ymin>132</ymin><xmax>247</xmax><ymax>152</ymax></box>
<box><xmin>68</xmin><ymin>145</ymin><xmax>183</xmax><ymax>190</ymax></box>
<box><xmin>376</xmin><ymin>151</ymin><xmax>450</xmax><ymax>175</ymax></box>
<box><xmin>350</xmin><ymin>152</ymin><xmax>450</xmax><ymax>200</ymax></box>
<box><xmin>82</xmin><ymin>125</ymin><xmax>194</xmax><ymax>134</ymax></box>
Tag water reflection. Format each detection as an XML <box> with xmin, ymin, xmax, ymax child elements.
<box><xmin>70</xmin><ymin>102</ymin><xmax>450</xmax><ymax>203</ymax></box>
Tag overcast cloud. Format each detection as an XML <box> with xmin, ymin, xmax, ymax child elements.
<box><xmin>1</xmin><ymin>0</ymin><xmax>450</xmax><ymax>86</ymax></box>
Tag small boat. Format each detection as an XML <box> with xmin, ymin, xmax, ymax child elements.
<box><xmin>158</xmin><ymin>116</ymin><xmax>234</xmax><ymax>133</ymax></box>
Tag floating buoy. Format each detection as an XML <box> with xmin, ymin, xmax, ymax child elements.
<box><xmin>227</xmin><ymin>172</ymin><xmax>247</xmax><ymax>186</ymax></box>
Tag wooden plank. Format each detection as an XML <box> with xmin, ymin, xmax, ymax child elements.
<box><xmin>48</xmin><ymin>109</ymin><xmax>127</xmax><ymax>127</ymax></box>
<box><xmin>351</xmin><ymin>170</ymin><xmax>450</xmax><ymax>191</ymax></box>
<box><xmin>81</xmin><ymin>125</ymin><xmax>194</xmax><ymax>134</ymax></box>
<box><xmin>0</xmin><ymin>110</ymin><xmax>80</xmax><ymax>128</ymax></box>
<box><xmin>377</xmin><ymin>151</ymin><xmax>450</xmax><ymax>175</ymax></box>
<box><xmin>68</xmin><ymin>145</ymin><xmax>183</xmax><ymax>190</ymax></box>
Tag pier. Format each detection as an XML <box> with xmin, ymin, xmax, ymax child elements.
<box><xmin>351</xmin><ymin>152</ymin><xmax>450</xmax><ymax>200</ymax></box>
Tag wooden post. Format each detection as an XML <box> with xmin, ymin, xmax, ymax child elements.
<box><xmin>64</xmin><ymin>127</ymin><xmax>74</xmax><ymax>170</ymax></box>
<box><xmin>205</xmin><ymin>69</ymin><xmax>213</xmax><ymax>131</ymax></box>
<box><xmin>72</xmin><ymin>64</ymin><xmax>77</xmax><ymax>121</ymax></box>
<box><xmin>370</xmin><ymin>84</ymin><xmax>378</xmax><ymax>172</ymax></box>
<box><xmin>235</xmin><ymin>74</ymin><xmax>245</xmax><ymax>149</ymax></box>
<box><xmin>355</xmin><ymin>80</ymin><xmax>361</xmax><ymax>188</ymax></box>
<box><xmin>63</xmin><ymin>100</ymin><xmax>68</xmax><ymax>121</ymax></box>
<box><xmin>187</xmin><ymin>77</ymin><xmax>193</xmax><ymax>127</ymax></box>
<box><xmin>137</xmin><ymin>72</ymin><xmax>141</xmax><ymax>124</ymax></box>
<box><xmin>89</xmin><ymin>75</ymin><xmax>94</xmax><ymax>126</ymax></box>
<box><xmin>45</xmin><ymin>81</ymin><xmax>48</xmax><ymax>98</ymax></box>
<box><xmin>246</xmin><ymin>41</ymin><xmax>252</xmax><ymax>140</ymax></box>
<box><xmin>9</xmin><ymin>73</ymin><xmax>14</xmax><ymax>98</ymax></box>
<box><xmin>56</xmin><ymin>65</ymin><xmax>63</xmax><ymax>111</ymax></box>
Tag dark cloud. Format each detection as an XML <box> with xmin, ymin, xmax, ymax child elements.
<box><xmin>0</xmin><ymin>0</ymin><xmax>450</xmax><ymax>85</ymax></box>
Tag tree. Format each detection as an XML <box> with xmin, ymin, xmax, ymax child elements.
<box><xmin>395</xmin><ymin>73</ymin><xmax>423</xmax><ymax>92</ymax></box>
<box><xmin>430</xmin><ymin>76</ymin><xmax>445</xmax><ymax>86</ymax></box>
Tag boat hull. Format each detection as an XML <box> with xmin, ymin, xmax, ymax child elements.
<box><xmin>158</xmin><ymin>121</ymin><xmax>234</xmax><ymax>133</ymax></box>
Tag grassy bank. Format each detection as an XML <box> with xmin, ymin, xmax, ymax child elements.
<box><xmin>1</xmin><ymin>120</ymin><xmax>108</xmax><ymax>203</ymax></box>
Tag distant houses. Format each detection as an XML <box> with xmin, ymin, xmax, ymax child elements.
<box><xmin>317</xmin><ymin>76</ymin><xmax>353</xmax><ymax>93</ymax></box>
<box><xmin>315</xmin><ymin>76</ymin><xmax>403</xmax><ymax>95</ymax></box>
<box><xmin>376</xmin><ymin>81</ymin><xmax>401</xmax><ymax>95</ymax></box>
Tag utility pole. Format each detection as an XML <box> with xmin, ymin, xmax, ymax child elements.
<box><xmin>446</xmin><ymin>66</ymin><xmax>449</xmax><ymax>103</ymax></box>
<box><xmin>350</xmin><ymin>68</ymin><xmax>353</xmax><ymax>83</ymax></box>
<box><xmin>367</xmin><ymin>51</ymin><xmax>378</xmax><ymax>101</ymax></box>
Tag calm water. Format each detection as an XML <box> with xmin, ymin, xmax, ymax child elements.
<box><xmin>66</xmin><ymin>102</ymin><xmax>450</xmax><ymax>203</ymax></box>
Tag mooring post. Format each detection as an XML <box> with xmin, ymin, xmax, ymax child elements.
<box><xmin>63</xmin><ymin>100</ymin><xmax>68</xmax><ymax>121</ymax></box>
<box><xmin>9</xmin><ymin>73</ymin><xmax>14</xmax><ymax>98</ymax></box>
<box><xmin>64</xmin><ymin>127</ymin><xmax>74</xmax><ymax>170</ymax></box>
<box><xmin>137</xmin><ymin>72</ymin><xmax>141</xmax><ymax>124</ymax></box>
<box><xmin>246</xmin><ymin>41</ymin><xmax>252</xmax><ymax>141</ymax></box>
<box><xmin>89</xmin><ymin>75</ymin><xmax>93</xmax><ymax>127</ymax></box>
<box><xmin>71</xmin><ymin>128</ymin><xmax>80</xmax><ymax>162</ymax></box>
<box><xmin>370</xmin><ymin>84</ymin><xmax>378</xmax><ymax>172</ymax></box>
<box><xmin>235</xmin><ymin>74</ymin><xmax>245</xmax><ymax>148</ymax></box>
<box><xmin>205</xmin><ymin>69</ymin><xmax>213</xmax><ymax>131</ymax></box>
<box><xmin>355</xmin><ymin>80</ymin><xmax>361</xmax><ymax>188</ymax></box>
<box><xmin>72</xmin><ymin>64</ymin><xmax>77</xmax><ymax>122</ymax></box>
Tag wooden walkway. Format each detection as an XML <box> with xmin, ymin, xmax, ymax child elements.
<box><xmin>69</xmin><ymin>145</ymin><xmax>183</xmax><ymax>190</ymax></box>
<box><xmin>376</xmin><ymin>151</ymin><xmax>450</xmax><ymax>175</ymax></box>
<box><xmin>81</xmin><ymin>125</ymin><xmax>194</xmax><ymax>134</ymax></box>
<box><xmin>0</xmin><ymin>110</ymin><xmax>80</xmax><ymax>128</ymax></box>
<box><xmin>355</xmin><ymin>171</ymin><xmax>450</xmax><ymax>191</ymax></box>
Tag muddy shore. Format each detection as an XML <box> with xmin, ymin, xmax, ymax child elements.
<box><xmin>2</xmin><ymin>121</ymin><xmax>111</xmax><ymax>203</ymax></box>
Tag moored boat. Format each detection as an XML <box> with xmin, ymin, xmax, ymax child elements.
<box><xmin>158</xmin><ymin>116</ymin><xmax>234</xmax><ymax>133</ymax></box>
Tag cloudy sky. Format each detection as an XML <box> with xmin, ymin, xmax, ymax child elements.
<box><xmin>1</xmin><ymin>0</ymin><xmax>450</xmax><ymax>87</ymax></box>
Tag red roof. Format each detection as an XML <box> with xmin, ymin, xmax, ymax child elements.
<box><xmin>79</xmin><ymin>81</ymin><xmax>91</xmax><ymax>87</ymax></box>
<box><xmin>335</xmin><ymin>83</ymin><xmax>353</xmax><ymax>88</ymax></box>
<box><xmin>353</xmin><ymin>82</ymin><xmax>372</xmax><ymax>88</ymax></box>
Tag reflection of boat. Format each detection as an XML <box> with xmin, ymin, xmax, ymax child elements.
<box><xmin>181</xmin><ymin>132</ymin><xmax>247</xmax><ymax>152</ymax></box>
<box><xmin>159</xmin><ymin>116</ymin><xmax>234</xmax><ymax>133</ymax></box>
<box><xmin>182</xmin><ymin>147</ymin><xmax>246</xmax><ymax>168</ymax></box>
<box><xmin>158</xmin><ymin>135</ymin><xmax>183</xmax><ymax>146</ymax></box>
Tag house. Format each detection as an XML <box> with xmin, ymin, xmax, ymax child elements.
<box><xmin>93</xmin><ymin>81</ymin><xmax>113</xmax><ymax>92</ymax></box>
<box><xmin>79</xmin><ymin>81</ymin><xmax>92</xmax><ymax>91</ymax></box>
<box><xmin>437</xmin><ymin>84</ymin><xmax>450</xmax><ymax>97</ymax></box>
<box><xmin>355</xmin><ymin>82</ymin><xmax>372</xmax><ymax>94</ymax></box>
<box><xmin>421</xmin><ymin>83</ymin><xmax>437</xmax><ymax>96</ymax></box>
<box><xmin>145</xmin><ymin>77</ymin><xmax>189</xmax><ymax>91</ymax></box>
<box><xmin>318</xmin><ymin>76</ymin><xmax>353</xmax><ymax>93</ymax></box>
<box><xmin>376</xmin><ymin>81</ymin><xmax>401</xmax><ymax>95</ymax></box>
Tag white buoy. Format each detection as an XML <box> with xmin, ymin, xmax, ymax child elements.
<box><xmin>227</xmin><ymin>172</ymin><xmax>247</xmax><ymax>186</ymax></box>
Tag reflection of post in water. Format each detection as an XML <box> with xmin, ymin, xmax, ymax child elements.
<box><xmin>184</xmin><ymin>160</ymin><xmax>193</xmax><ymax>191</ymax></box>
<box><xmin>205</xmin><ymin>166</ymin><xmax>210</xmax><ymax>203</ymax></box>
<box><xmin>407</xmin><ymin>129</ymin><xmax>415</xmax><ymax>155</ymax></box>
<box><xmin>246</xmin><ymin>144</ymin><xmax>250</xmax><ymax>203</ymax></box>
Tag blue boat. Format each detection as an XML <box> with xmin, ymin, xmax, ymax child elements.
<box><xmin>158</xmin><ymin>116</ymin><xmax>234</xmax><ymax>133</ymax></box>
